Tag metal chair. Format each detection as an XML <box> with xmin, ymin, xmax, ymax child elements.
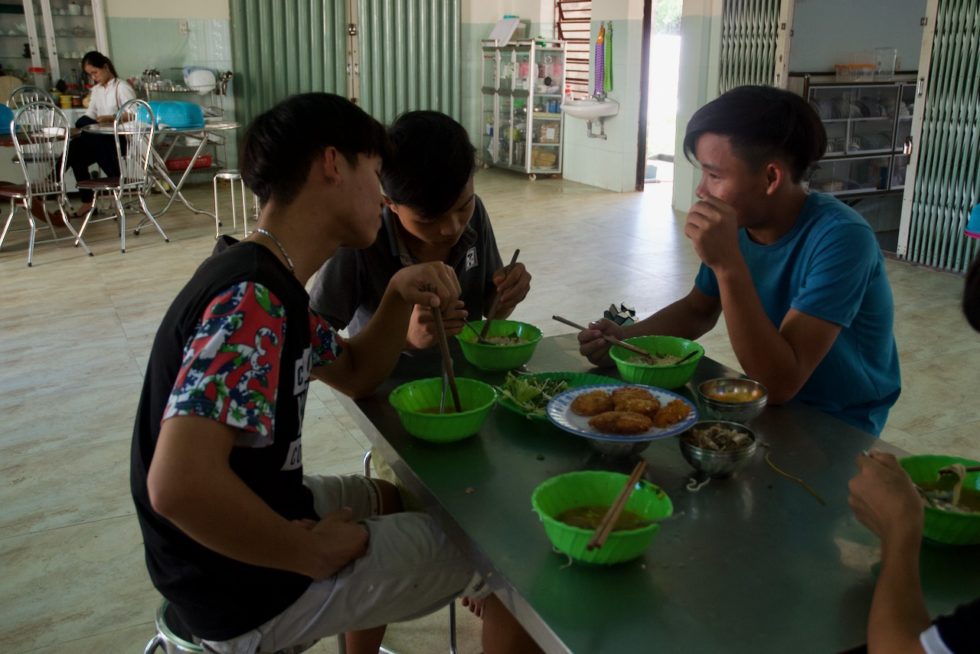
<box><xmin>0</xmin><ymin>101</ymin><xmax>91</xmax><ymax>266</ymax></box>
<box><xmin>73</xmin><ymin>98</ymin><xmax>170</xmax><ymax>253</ymax></box>
<box><xmin>7</xmin><ymin>85</ymin><xmax>54</xmax><ymax>109</ymax></box>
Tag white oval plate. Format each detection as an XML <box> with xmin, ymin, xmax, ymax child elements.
<box><xmin>546</xmin><ymin>384</ymin><xmax>698</xmax><ymax>443</ymax></box>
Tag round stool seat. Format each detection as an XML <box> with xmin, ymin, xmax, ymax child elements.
<box><xmin>212</xmin><ymin>170</ymin><xmax>255</xmax><ymax>238</ymax></box>
<box><xmin>145</xmin><ymin>601</ymin><xmax>323</xmax><ymax>654</ymax></box>
<box><xmin>146</xmin><ymin>601</ymin><xmax>203</xmax><ymax>653</ymax></box>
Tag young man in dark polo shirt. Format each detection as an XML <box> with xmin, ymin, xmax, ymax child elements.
<box><xmin>309</xmin><ymin>110</ymin><xmax>531</xmax><ymax>348</ymax></box>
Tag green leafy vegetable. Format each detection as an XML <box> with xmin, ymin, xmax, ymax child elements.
<box><xmin>498</xmin><ymin>372</ymin><xmax>569</xmax><ymax>419</ymax></box>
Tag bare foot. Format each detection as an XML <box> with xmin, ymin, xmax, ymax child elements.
<box><xmin>462</xmin><ymin>595</ymin><xmax>486</xmax><ymax>618</ymax></box>
<box><xmin>70</xmin><ymin>203</ymin><xmax>94</xmax><ymax>219</ymax></box>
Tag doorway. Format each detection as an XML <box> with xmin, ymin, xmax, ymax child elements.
<box><xmin>636</xmin><ymin>0</ymin><xmax>682</xmax><ymax>190</ymax></box>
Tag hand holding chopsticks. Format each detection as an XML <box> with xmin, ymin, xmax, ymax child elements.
<box><xmin>480</xmin><ymin>249</ymin><xmax>521</xmax><ymax>340</ymax></box>
<box><xmin>552</xmin><ymin>315</ymin><xmax>657</xmax><ymax>363</ymax></box>
<box><xmin>587</xmin><ymin>460</ymin><xmax>648</xmax><ymax>550</ymax></box>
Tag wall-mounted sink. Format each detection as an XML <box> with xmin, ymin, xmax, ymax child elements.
<box><xmin>561</xmin><ymin>98</ymin><xmax>620</xmax><ymax>121</ymax></box>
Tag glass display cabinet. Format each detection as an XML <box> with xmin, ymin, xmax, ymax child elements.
<box><xmin>481</xmin><ymin>38</ymin><xmax>565</xmax><ymax>180</ymax></box>
<box><xmin>789</xmin><ymin>73</ymin><xmax>916</xmax><ymax>196</ymax></box>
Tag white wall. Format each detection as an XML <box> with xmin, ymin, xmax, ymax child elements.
<box><xmin>560</xmin><ymin>0</ymin><xmax>644</xmax><ymax>192</ymax></box>
<box><xmin>671</xmin><ymin>0</ymin><xmax>722</xmax><ymax>212</ymax></box>
<box><xmin>463</xmin><ymin>1</ymin><xmax>550</xmax><ymax>26</ymax></box>
<box><xmin>789</xmin><ymin>0</ymin><xmax>926</xmax><ymax>72</ymax></box>
<box><xmin>105</xmin><ymin>0</ymin><xmax>228</xmax><ymax>19</ymax></box>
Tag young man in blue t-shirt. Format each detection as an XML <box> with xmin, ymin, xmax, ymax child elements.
<box><xmin>578</xmin><ymin>85</ymin><xmax>900</xmax><ymax>435</ymax></box>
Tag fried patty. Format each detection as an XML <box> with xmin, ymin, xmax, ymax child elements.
<box><xmin>611</xmin><ymin>386</ymin><xmax>655</xmax><ymax>405</ymax></box>
<box><xmin>570</xmin><ymin>390</ymin><xmax>614</xmax><ymax>416</ymax></box>
<box><xmin>588</xmin><ymin>410</ymin><xmax>653</xmax><ymax>435</ymax></box>
<box><xmin>613</xmin><ymin>397</ymin><xmax>661</xmax><ymax>418</ymax></box>
<box><xmin>651</xmin><ymin>399</ymin><xmax>691</xmax><ymax>428</ymax></box>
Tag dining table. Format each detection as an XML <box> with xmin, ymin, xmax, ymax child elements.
<box><xmin>82</xmin><ymin>119</ymin><xmax>238</xmax><ymax>233</ymax></box>
<box><xmin>338</xmin><ymin>333</ymin><xmax>980</xmax><ymax>653</ymax></box>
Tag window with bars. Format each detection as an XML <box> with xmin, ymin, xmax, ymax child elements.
<box><xmin>555</xmin><ymin>0</ymin><xmax>591</xmax><ymax>97</ymax></box>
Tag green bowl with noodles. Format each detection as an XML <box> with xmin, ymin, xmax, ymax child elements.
<box><xmin>900</xmin><ymin>455</ymin><xmax>980</xmax><ymax>545</ymax></box>
<box><xmin>456</xmin><ymin>319</ymin><xmax>542</xmax><ymax>371</ymax></box>
<box><xmin>609</xmin><ymin>335</ymin><xmax>704</xmax><ymax>389</ymax></box>
<box><xmin>531</xmin><ymin>470</ymin><xmax>673</xmax><ymax>565</ymax></box>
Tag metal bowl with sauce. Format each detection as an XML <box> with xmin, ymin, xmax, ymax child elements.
<box><xmin>697</xmin><ymin>377</ymin><xmax>768</xmax><ymax>424</ymax></box>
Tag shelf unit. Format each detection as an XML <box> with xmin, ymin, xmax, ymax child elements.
<box><xmin>0</xmin><ymin>1</ymin><xmax>42</xmax><ymax>78</ymax></box>
<box><xmin>789</xmin><ymin>73</ymin><xmax>916</xmax><ymax>197</ymax></box>
<box><xmin>35</xmin><ymin>0</ymin><xmax>108</xmax><ymax>82</ymax></box>
<box><xmin>481</xmin><ymin>39</ymin><xmax>565</xmax><ymax>180</ymax></box>
<box><xmin>0</xmin><ymin>1</ymin><xmax>107</xmax><ymax>86</ymax></box>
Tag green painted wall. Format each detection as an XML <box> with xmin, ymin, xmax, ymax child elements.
<box><xmin>107</xmin><ymin>16</ymin><xmax>237</xmax><ymax>168</ymax></box>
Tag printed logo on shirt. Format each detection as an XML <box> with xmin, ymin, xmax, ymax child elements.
<box><xmin>296</xmin><ymin>391</ymin><xmax>307</xmax><ymax>437</ymax></box>
<box><xmin>294</xmin><ymin>346</ymin><xmax>312</xmax><ymax>395</ymax></box>
<box><xmin>465</xmin><ymin>247</ymin><xmax>478</xmax><ymax>271</ymax></box>
<box><xmin>282</xmin><ymin>437</ymin><xmax>303</xmax><ymax>471</ymax></box>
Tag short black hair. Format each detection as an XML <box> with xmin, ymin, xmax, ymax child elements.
<box><xmin>82</xmin><ymin>50</ymin><xmax>118</xmax><ymax>78</ymax></box>
<box><xmin>683</xmin><ymin>85</ymin><xmax>827</xmax><ymax>183</ymax></box>
<box><xmin>964</xmin><ymin>251</ymin><xmax>980</xmax><ymax>332</ymax></box>
<box><xmin>241</xmin><ymin>93</ymin><xmax>389</xmax><ymax>206</ymax></box>
<box><xmin>381</xmin><ymin>111</ymin><xmax>475</xmax><ymax>219</ymax></box>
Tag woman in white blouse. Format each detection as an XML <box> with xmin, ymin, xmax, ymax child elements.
<box><xmin>65</xmin><ymin>50</ymin><xmax>137</xmax><ymax>218</ymax></box>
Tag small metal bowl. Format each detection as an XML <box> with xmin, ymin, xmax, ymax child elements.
<box><xmin>697</xmin><ymin>378</ymin><xmax>768</xmax><ymax>424</ymax></box>
<box><xmin>679</xmin><ymin>420</ymin><xmax>758</xmax><ymax>478</ymax></box>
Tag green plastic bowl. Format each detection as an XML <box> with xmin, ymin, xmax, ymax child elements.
<box><xmin>531</xmin><ymin>470</ymin><xmax>673</xmax><ymax>565</ymax></box>
<box><xmin>609</xmin><ymin>335</ymin><xmax>704</xmax><ymax>388</ymax></box>
<box><xmin>899</xmin><ymin>455</ymin><xmax>980</xmax><ymax>545</ymax></box>
<box><xmin>388</xmin><ymin>377</ymin><xmax>497</xmax><ymax>443</ymax></box>
<box><xmin>456</xmin><ymin>319</ymin><xmax>542</xmax><ymax>371</ymax></box>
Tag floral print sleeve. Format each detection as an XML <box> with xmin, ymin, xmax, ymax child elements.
<box><xmin>163</xmin><ymin>282</ymin><xmax>285</xmax><ymax>447</ymax></box>
<box><xmin>310</xmin><ymin>309</ymin><xmax>345</xmax><ymax>367</ymax></box>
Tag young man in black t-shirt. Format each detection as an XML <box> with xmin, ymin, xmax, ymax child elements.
<box><xmin>131</xmin><ymin>94</ymin><xmax>542</xmax><ymax>654</ymax></box>
<box><xmin>846</xmin><ymin>252</ymin><xmax>980</xmax><ymax>654</ymax></box>
<box><xmin>309</xmin><ymin>110</ymin><xmax>532</xmax><ymax>349</ymax></box>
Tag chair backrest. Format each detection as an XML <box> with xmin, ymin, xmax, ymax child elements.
<box><xmin>8</xmin><ymin>85</ymin><xmax>55</xmax><ymax>110</ymax></box>
<box><xmin>114</xmin><ymin>98</ymin><xmax>155</xmax><ymax>191</ymax></box>
<box><xmin>12</xmin><ymin>101</ymin><xmax>70</xmax><ymax>199</ymax></box>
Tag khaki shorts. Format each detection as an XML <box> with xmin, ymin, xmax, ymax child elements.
<box><xmin>202</xmin><ymin>474</ymin><xmax>481</xmax><ymax>653</ymax></box>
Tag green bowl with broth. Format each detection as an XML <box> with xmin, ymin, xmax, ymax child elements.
<box><xmin>388</xmin><ymin>377</ymin><xmax>497</xmax><ymax>443</ymax></box>
<box><xmin>531</xmin><ymin>470</ymin><xmax>673</xmax><ymax>565</ymax></box>
<box><xmin>609</xmin><ymin>335</ymin><xmax>704</xmax><ymax>388</ymax></box>
<box><xmin>456</xmin><ymin>319</ymin><xmax>542</xmax><ymax>371</ymax></box>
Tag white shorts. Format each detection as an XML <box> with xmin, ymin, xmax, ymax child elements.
<box><xmin>201</xmin><ymin>474</ymin><xmax>482</xmax><ymax>654</ymax></box>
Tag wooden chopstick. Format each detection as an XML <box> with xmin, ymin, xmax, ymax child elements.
<box><xmin>551</xmin><ymin>314</ymin><xmax>655</xmax><ymax>361</ymax></box>
<box><xmin>587</xmin><ymin>460</ymin><xmax>648</xmax><ymax>550</ymax></box>
<box><xmin>432</xmin><ymin>308</ymin><xmax>463</xmax><ymax>413</ymax></box>
<box><xmin>480</xmin><ymin>248</ymin><xmax>521</xmax><ymax>340</ymax></box>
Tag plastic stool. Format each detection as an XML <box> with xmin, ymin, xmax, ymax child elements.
<box><xmin>212</xmin><ymin>169</ymin><xmax>250</xmax><ymax>238</ymax></box>
<box><xmin>144</xmin><ymin>600</ymin><xmax>328</xmax><ymax>654</ymax></box>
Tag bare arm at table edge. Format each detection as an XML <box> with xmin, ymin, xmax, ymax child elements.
<box><xmin>148</xmin><ymin>415</ymin><xmax>368</xmax><ymax>580</ymax></box>
<box><xmin>314</xmin><ymin>261</ymin><xmax>461</xmax><ymax>398</ymax></box>
<box><xmin>713</xmin><ymin>259</ymin><xmax>841</xmax><ymax>404</ymax></box>
<box><xmin>577</xmin><ymin>286</ymin><xmax>720</xmax><ymax>366</ymax></box>
<box><xmin>848</xmin><ymin>451</ymin><xmax>929</xmax><ymax>654</ymax></box>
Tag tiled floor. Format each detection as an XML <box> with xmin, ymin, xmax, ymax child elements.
<box><xmin>1</xmin><ymin>171</ymin><xmax>977</xmax><ymax>653</ymax></box>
